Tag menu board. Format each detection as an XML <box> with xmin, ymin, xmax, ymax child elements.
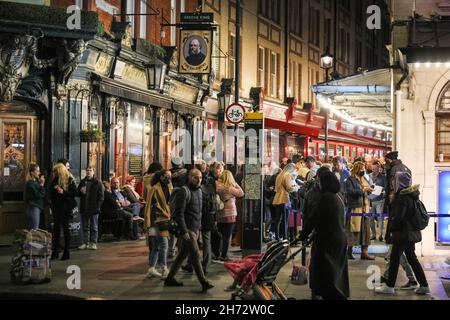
<box><xmin>128</xmin><ymin>143</ymin><xmax>143</xmax><ymax>183</ymax></box>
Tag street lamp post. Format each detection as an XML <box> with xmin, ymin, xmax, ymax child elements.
<box><xmin>217</xmin><ymin>80</ymin><xmax>232</xmax><ymax>163</ymax></box>
<box><xmin>320</xmin><ymin>49</ymin><xmax>334</xmax><ymax>160</ymax></box>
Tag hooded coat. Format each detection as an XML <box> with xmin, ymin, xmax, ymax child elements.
<box><xmin>301</xmin><ymin>191</ymin><xmax>350</xmax><ymax>300</ymax></box>
<box><xmin>385</xmin><ymin>185</ymin><xmax>422</xmax><ymax>244</ymax></box>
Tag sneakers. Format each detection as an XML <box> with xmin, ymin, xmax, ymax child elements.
<box><xmin>87</xmin><ymin>243</ymin><xmax>97</xmax><ymax>250</ymax></box>
<box><xmin>415</xmin><ymin>286</ymin><xmax>431</xmax><ymax>295</ymax></box>
<box><xmin>400</xmin><ymin>280</ymin><xmax>418</xmax><ymax>290</ymax></box>
<box><xmin>160</xmin><ymin>266</ymin><xmax>170</xmax><ymax>279</ymax></box>
<box><xmin>78</xmin><ymin>244</ymin><xmax>88</xmax><ymax>250</ymax></box>
<box><xmin>164</xmin><ymin>278</ymin><xmax>184</xmax><ymax>287</ymax></box>
<box><xmin>374</xmin><ymin>285</ymin><xmax>395</xmax><ymax>294</ymax></box>
<box><xmin>147</xmin><ymin>267</ymin><xmax>162</xmax><ymax>278</ymax></box>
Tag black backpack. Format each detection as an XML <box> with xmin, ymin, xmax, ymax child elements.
<box><xmin>409</xmin><ymin>199</ymin><xmax>430</xmax><ymax>231</ymax></box>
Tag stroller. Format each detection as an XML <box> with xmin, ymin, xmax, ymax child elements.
<box><xmin>224</xmin><ymin>239</ymin><xmax>309</xmax><ymax>300</ymax></box>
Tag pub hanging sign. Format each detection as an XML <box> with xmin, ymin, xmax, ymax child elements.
<box><xmin>179</xmin><ymin>29</ymin><xmax>213</xmax><ymax>74</ymax></box>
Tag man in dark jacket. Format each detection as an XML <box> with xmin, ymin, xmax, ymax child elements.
<box><xmin>165</xmin><ymin>169</ymin><xmax>214</xmax><ymax>293</ymax></box>
<box><xmin>375</xmin><ymin>180</ymin><xmax>430</xmax><ymax>295</ymax></box>
<box><xmin>383</xmin><ymin>151</ymin><xmax>411</xmax><ymax>213</ymax></box>
<box><xmin>77</xmin><ymin>167</ymin><xmax>104</xmax><ymax>250</ymax></box>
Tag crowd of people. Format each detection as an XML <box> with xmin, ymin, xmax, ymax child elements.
<box><xmin>261</xmin><ymin>151</ymin><xmax>430</xmax><ymax>299</ymax></box>
<box><xmin>22</xmin><ymin>150</ymin><xmax>431</xmax><ymax>298</ymax></box>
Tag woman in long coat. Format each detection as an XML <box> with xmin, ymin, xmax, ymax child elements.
<box><xmin>144</xmin><ymin>169</ymin><xmax>173</xmax><ymax>279</ymax></box>
<box><xmin>345</xmin><ymin>161</ymin><xmax>374</xmax><ymax>260</ymax></box>
<box><xmin>300</xmin><ymin>171</ymin><xmax>350</xmax><ymax>300</ymax></box>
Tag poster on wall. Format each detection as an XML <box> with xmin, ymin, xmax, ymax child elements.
<box><xmin>438</xmin><ymin>171</ymin><xmax>450</xmax><ymax>243</ymax></box>
<box><xmin>178</xmin><ymin>29</ymin><xmax>212</xmax><ymax>74</ymax></box>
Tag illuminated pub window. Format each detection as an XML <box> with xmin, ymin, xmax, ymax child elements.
<box><xmin>436</xmin><ymin>81</ymin><xmax>450</xmax><ymax>162</ymax></box>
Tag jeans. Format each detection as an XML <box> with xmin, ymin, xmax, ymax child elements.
<box><xmin>82</xmin><ymin>214</ymin><xmax>99</xmax><ymax>244</ymax></box>
<box><xmin>386</xmin><ymin>241</ymin><xmax>428</xmax><ymax>288</ymax></box>
<box><xmin>217</xmin><ymin>223</ymin><xmax>234</xmax><ymax>258</ymax></box>
<box><xmin>149</xmin><ymin>236</ymin><xmax>169</xmax><ymax>267</ymax></box>
<box><xmin>272</xmin><ymin>204</ymin><xmax>288</xmax><ymax>240</ymax></box>
<box><xmin>202</xmin><ymin>230</ymin><xmax>211</xmax><ymax>271</ymax></box>
<box><xmin>26</xmin><ymin>206</ymin><xmax>41</xmax><ymax>230</ymax></box>
<box><xmin>166</xmin><ymin>230</ymin><xmax>208</xmax><ymax>285</ymax></box>
<box><xmin>124</xmin><ymin>202</ymin><xmax>141</xmax><ymax>217</ymax></box>
<box><xmin>383</xmin><ymin>244</ymin><xmax>416</xmax><ymax>282</ymax></box>
<box><xmin>370</xmin><ymin>200</ymin><xmax>385</xmax><ymax>238</ymax></box>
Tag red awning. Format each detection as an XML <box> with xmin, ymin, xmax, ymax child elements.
<box><xmin>264</xmin><ymin>118</ymin><xmax>321</xmax><ymax>137</ymax></box>
<box><xmin>313</xmin><ymin>129</ymin><xmax>390</xmax><ymax>149</ymax></box>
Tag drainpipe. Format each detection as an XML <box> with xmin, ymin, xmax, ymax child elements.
<box><xmin>394</xmin><ymin>69</ymin><xmax>408</xmax><ymax>152</ymax></box>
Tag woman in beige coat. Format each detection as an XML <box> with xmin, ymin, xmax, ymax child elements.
<box><xmin>272</xmin><ymin>163</ymin><xmax>299</xmax><ymax>241</ymax></box>
<box><xmin>345</xmin><ymin>161</ymin><xmax>375</xmax><ymax>260</ymax></box>
<box><xmin>216</xmin><ymin>170</ymin><xmax>244</xmax><ymax>261</ymax></box>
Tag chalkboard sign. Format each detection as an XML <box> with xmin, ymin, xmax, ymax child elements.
<box><xmin>59</xmin><ymin>206</ymin><xmax>84</xmax><ymax>249</ymax></box>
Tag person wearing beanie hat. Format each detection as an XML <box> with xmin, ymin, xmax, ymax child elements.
<box><xmin>385</xmin><ymin>151</ymin><xmax>399</xmax><ymax>161</ymax></box>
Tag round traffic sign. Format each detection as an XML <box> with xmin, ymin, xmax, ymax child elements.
<box><xmin>225</xmin><ymin>103</ymin><xmax>246</xmax><ymax>124</ymax></box>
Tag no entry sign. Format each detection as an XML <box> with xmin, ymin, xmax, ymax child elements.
<box><xmin>225</xmin><ymin>103</ymin><xmax>245</xmax><ymax>124</ymax></box>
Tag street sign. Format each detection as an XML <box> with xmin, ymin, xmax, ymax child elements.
<box><xmin>181</xmin><ymin>13</ymin><xmax>214</xmax><ymax>23</ymax></box>
<box><xmin>225</xmin><ymin>103</ymin><xmax>246</xmax><ymax>124</ymax></box>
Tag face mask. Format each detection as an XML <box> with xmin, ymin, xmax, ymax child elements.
<box><xmin>358</xmin><ymin>171</ymin><xmax>365</xmax><ymax>177</ymax></box>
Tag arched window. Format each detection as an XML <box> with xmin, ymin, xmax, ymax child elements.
<box><xmin>436</xmin><ymin>81</ymin><xmax>450</xmax><ymax>162</ymax></box>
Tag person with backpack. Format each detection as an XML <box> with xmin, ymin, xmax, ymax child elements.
<box><xmin>164</xmin><ymin>169</ymin><xmax>214</xmax><ymax>293</ymax></box>
<box><xmin>77</xmin><ymin>166</ymin><xmax>104</xmax><ymax>251</ymax></box>
<box><xmin>375</xmin><ymin>172</ymin><xmax>430</xmax><ymax>295</ymax></box>
<box><xmin>383</xmin><ymin>151</ymin><xmax>411</xmax><ymax>214</ymax></box>
<box><xmin>216</xmin><ymin>170</ymin><xmax>244</xmax><ymax>261</ymax></box>
<box><xmin>145</xmin><ymin>169</ymin><xmax>172</xmax><ymax>279</ymax></box>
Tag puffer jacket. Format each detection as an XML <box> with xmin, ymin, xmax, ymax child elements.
<box><xmin>216</xmin><ymin>181</ymin><xmax>244</xmax><ymax>222</ymax></box>
<box><xmin>385</xmin><ymin>185</ymin><xmax>422</xmax><ymax>244</ymax></box>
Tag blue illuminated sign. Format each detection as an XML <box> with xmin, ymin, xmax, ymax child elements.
<box><xmin>438</xmin><ymin>171</ymin><xmax>450</xmax><ymax>243</ymax></box>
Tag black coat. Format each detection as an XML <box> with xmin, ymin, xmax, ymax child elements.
<box><xmin>172</xmin><ymin>186</ymin><xmax>203</xmax><ymax>234</ymax></box>
<box><xmin>301</xmin><ymin>192</ymin><xmax>349</xmax><ymax>300</ymax></box>
<box><xmin>50</xmin><ymin>177</ymin><xmax>77</xmax><ymax>216</ymax></box>
<box><xmin>78</xmin><ymin>177</ymin><xmax>104</xmax><ymax>215</ymax></box>
<box><xmin>345</xmin><ymin>176</ymin><xmax>364</xmax><ymax>209</ymax></box>
<box><xmin>384</xmin><ymin>159</ymin><xmax>411</xmax><ymax>213</ymax></box>
<box><xmin>385</xmin><ymin>185</ymin><xmax>422</xmax><ymax>244</ymax></box>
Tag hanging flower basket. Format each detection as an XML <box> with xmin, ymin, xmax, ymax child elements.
<box><xmin>80</xmin><ymin>129</ymin><xmax>104</xmax><ymax>143</ymax></box>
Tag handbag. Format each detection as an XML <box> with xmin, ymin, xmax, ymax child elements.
<box><xmin>216</xmin><ymin>194</ymin><xmax>225</xmax><ymax>211</ymax></box>
<box><xmin>290</xmin><ymin>247</ymin><xmax>309</xmax><ymax>285</ymax></box>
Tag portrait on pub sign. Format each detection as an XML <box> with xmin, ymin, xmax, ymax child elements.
<box><xmin>179</xmin><ymin>29</ymin><xmax>212</xmax><ymax>74</ymax></box>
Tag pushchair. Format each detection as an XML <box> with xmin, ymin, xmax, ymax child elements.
<box><xmin>224</xmin><ymin>239</ymin><xmax>309</xmax><ymax>300</ymax></box>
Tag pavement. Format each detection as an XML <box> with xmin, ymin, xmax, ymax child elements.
<box><xmin>0</xmin><ymin>237</ymin><xmax>449</xmax><ymax>300</ymax></box>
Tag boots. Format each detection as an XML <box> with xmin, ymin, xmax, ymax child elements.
<box><xmin>60</xmin><ymin>250</ymin><xmax>70</xmax><ymax>261</ymax></box>
<box><xmin>51</xmin><ymin>251</ymin><xmax>59</xmax><ymax>260</ymax></box>
<box><xmin>347</xmin><ymin>246</ymin><xmax>355</xmax><ymax>260</ymax></box>
<box><xmin>361</xmin><ymin>245</ymin><xmax>375</xmax><ymax>260</ymax></box>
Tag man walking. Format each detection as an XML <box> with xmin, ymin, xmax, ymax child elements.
<box><xmin>78</xmin><ymin>167</ymin><xmax>104</xmax><ymax>250</ymax></box>
<box><xmin>164</xmin><ymin>169</ymin><xmax>214</xmax><ymax>293</ymax></box>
